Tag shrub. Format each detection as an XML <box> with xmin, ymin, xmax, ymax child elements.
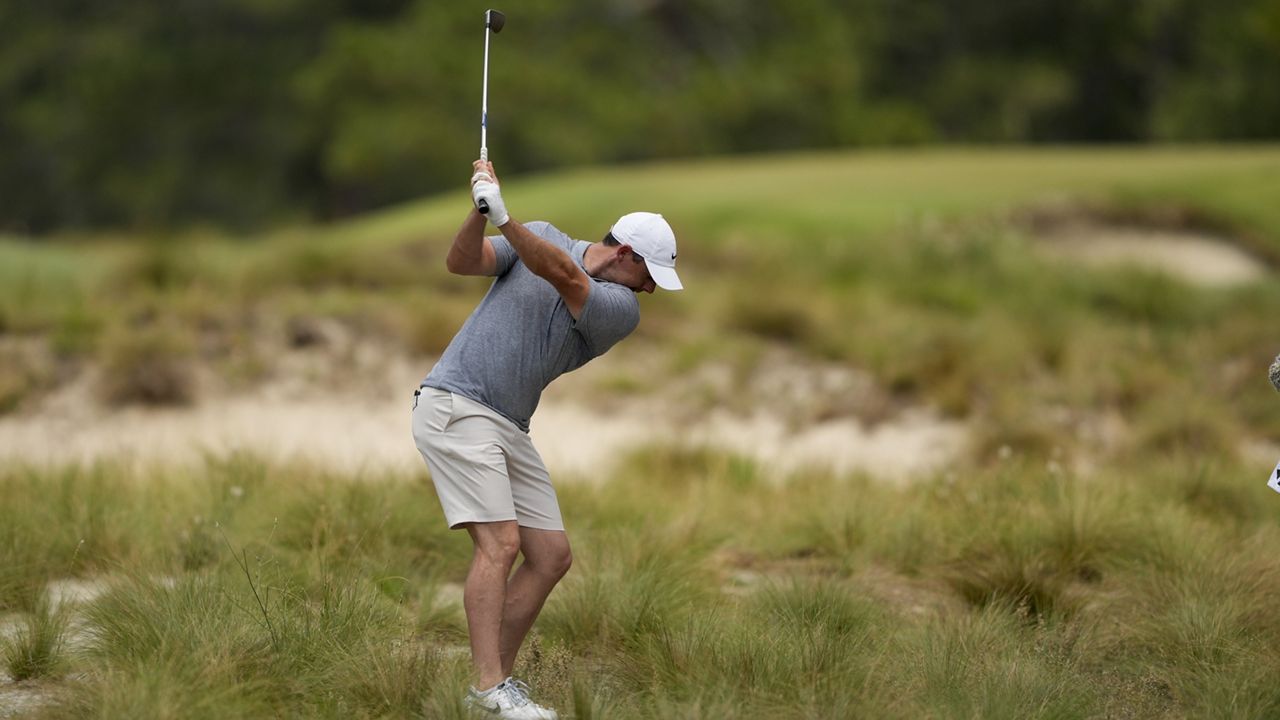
<box><xmin>98</xmin><ymin>320</ymin><xmax>196</xmax><ymax>406</ymax></box>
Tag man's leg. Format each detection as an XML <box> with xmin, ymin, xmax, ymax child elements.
<box><xmin>499</xmin><ymin>527</ymin><xmax>572</xmax><ymax>677</ymax></box>
<box><xmin>464</xmin><ymin>520</ymin><xmax>522</xmax><ymax>690</ymax></box>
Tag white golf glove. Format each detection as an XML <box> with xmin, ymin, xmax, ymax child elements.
<box><xmin>472</xmin><ymin>178</ymin><xmax>509</xmax><ymax>227</ymax></box>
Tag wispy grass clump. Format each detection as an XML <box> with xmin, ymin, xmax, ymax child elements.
<box><xmin>0</xmin><ymin>458</ymin><xmax>470</xmax><ymax>614</ymax></box>
<box><xmin>893</xmin><ymin>605</ymin><xmax>1098</xmax><ymax>719</ymax></box>
<box><xmin>540</xmin><ymin>525</ymin><xmax>715</xmax><ymax>652</ymax></box>
<box><xmin>0</xmin><ymin>463</ymin><xmax>197</xmax><ymax>611</ymax></box>
<box><xmin>611</xmin><ymin>579</ymin><xmax>890</xmax><ymax>717</ymax></box>
<box><xmin>2</xmin><ymin>595</ymin><xmax>70</xmax><ymax>681</ymax></box>
<box><xmin>51</xmin><ymin>561</ymin><xmax>461</xmax><ymax>718</ymax></box>
<box><xmin>1083</xmin><ymin>532</ymin><xmax>1280</xmax><ymax>717</ymax></box>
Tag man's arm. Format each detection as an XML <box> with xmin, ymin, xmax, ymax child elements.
<box><xmin>470</xmin><ymin>162</ymin><xmax>591</xmax><ymax>318</ymax></box>
<box><xmin>445</xmin><ymin>207</ymin><xmax>498</xmax><ymax>276</ymax></box>
<box><xmin>497</xmin><ymin>218</ymin><xmax>590</xmax><ymax>318</ymax></box>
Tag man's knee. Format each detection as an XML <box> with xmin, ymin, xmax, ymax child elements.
<box><xmin>532</xmin><ymin>539</ymin><xmax>572</xmax><ymax>581</ymax></box>
<box><xmin>470</xmin><ymin>523</ymin><xmax>522</xmax><ymax>569</ymax></box>
<box><xmin>552</xmin><ymin>547</ymin><xmax>573</xmax><ymax>579</ymax></box>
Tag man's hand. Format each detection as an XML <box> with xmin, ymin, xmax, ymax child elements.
<box><xmin>470</xmin><ymin>159</ymin><xmax>509</xmax><ymax>226</ymax></box>
<box><xmin>472</xmin><ymin>159</ymin><xmax>499</xmax><ymax>186</ymax></box>
<box><xmin>472</xmin><ymin>180</ymin><xmax>509</xmax><ymax>227</ymax></box>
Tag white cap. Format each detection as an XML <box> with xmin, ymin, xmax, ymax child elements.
<box><xmin>610</xmin><ymin>212</ymin><xmax>683</xmax><ymax>291</ymax></box>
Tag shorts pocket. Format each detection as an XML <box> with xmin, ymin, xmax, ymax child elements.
<box><xmin>426</xmin><ymin>391</ymin><xmax>455</xmax><ymax>434</ymax></box>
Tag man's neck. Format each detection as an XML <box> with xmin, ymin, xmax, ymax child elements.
<box><xmin>582</xmin><ymin>242</ymin><xmax>607</xmax><ymax>278</ymax></box>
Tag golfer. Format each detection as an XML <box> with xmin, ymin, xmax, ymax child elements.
<box><xmin>411</xmin><ymin>159</ymin><xmax>682</xmax><ymax>719</ymax></box>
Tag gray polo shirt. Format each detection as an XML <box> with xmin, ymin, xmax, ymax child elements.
<box><xmin>422</xmin><ymin>221</ymin><xmax>640</xmax><ymax>432</ymax></box>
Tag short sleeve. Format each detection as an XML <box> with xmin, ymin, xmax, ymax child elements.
<box><xmin>574</xmin><ymin>281</ymin><xmax>640</xmax><ymax>355</ymax></box>
<box><xmin>489</xmin><ymin>234</ymin><xmax>518</xmax><ymax>276</ymax></box>
<box><xmin>490</xmin><ymin>221</ymin><xmax>563</xmax><ymax>276</ymax></box>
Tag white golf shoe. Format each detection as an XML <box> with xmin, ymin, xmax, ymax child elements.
<box><xmin>464</xmin><ymin>677</ymin><xmax>558</xmax><ymax>720</ymax></box>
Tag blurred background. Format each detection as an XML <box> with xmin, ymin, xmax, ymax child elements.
<box><xmin>3</xmin><ymin>0</ymin><xmax>1279</xmax><ymax>234</ymax></box>
<box><xmin>3</xmin><ymin>0</ymin><xmax>1280</xmax><ymax>471</ymax></box>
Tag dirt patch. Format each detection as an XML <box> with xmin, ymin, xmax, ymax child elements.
<box><xmin>1023</xmin><ymin>202</ymin><xmax>1269</xmax><ymax>287</ymax></box>
<box><xmin>45</xmin><ymin>578</ymin><xmax>110</xmax><ymax>615</ymax></box>
<box><xmin>712</xmin><ymin>550</ymin><xmax>964</xmax><ymax>618</ymax></box>
<box><xmin>850</xmin><ymin>565</ymin><xmax>966</xmax><ymax>618</ymax></box>
<box><xmin>0</xmin><ymin>683</ymin><xmax>52</xmax><ymax>719</ymax></box>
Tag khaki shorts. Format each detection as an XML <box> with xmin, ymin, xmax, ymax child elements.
<box><xmin>411</xmin><ymin>388</ymin><xmax>564</xmax><ymax>531</ymax></box>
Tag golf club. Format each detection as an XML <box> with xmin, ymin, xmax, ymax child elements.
<box><xmin>477</xmin><ymin>9</ymin><xmax>505</xmax><ymax>215</ymax></box>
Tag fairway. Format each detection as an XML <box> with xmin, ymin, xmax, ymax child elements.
<box><xmin>3</xmin><ymin>147</ymin><xmax>1280</xmax><ymax>718</ymax></box>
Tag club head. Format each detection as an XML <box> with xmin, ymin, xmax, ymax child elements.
<box><xmin>486</xmin><ymin>9</ymin><xmax>505</xmax><ymax>33</ymax></box>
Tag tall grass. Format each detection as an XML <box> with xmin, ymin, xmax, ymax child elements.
<box><xmin>0</xmin><ymin>446</ymin><xmax>1276</xmax><ymax>717</ymax></box>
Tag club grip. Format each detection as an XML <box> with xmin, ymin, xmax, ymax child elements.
<box><xmin>478</xmin><ymin>199</ymin><xmax>490</xmax><ymax>214</ymax></box>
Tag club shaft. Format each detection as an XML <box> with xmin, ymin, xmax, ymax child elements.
<box><xmin>480</xmin><ymin>20</ymin><xmax>491</xmax><ymax>160</ymax></box>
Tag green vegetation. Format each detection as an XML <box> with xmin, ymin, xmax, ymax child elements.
<box><xmin>1</xmin><ymin>146</ymin><xmax>1278</xmax><ymax>715</ymax></box>
<box><xmin>3</xmin><ymin>2</ymin><xmax>1279</xmax><ymax>231</ymax></box>
<box><xmin>1</xmin><ymin>596</ymin><xmax>69</xmax><ymax>682</ymax></box>
<box><xmin>3</xmin><ymin>148</ymin><xmax>1278</xmax><ymax>439</ymax></box>
<box><xmin>2</xmin><ymin>447</ymin><xmax>1278</xmax><ymax>717</ymax></box>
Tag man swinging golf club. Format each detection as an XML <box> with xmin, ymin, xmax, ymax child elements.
<box><xmin>412</xmin><ymin>164</ymin><xmax>682</xmax><ymax>718</ymax></box>
<box><xmin>413</xmin><ymin>13</ymin><xmax>681</xmax><ymax>715</ymax></box>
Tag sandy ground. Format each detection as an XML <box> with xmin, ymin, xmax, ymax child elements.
<box><xmin>1035</xmin><ymin>223</ymin><xmax>1269</xmax><ymax>287</ymax></box>
<box><xmin>533</xmin><ymin>403</ymin><xmax>962</xmax><ymax>480</ymax></box>
<box><xmin>0</xmin><ymin>345</ymin><xmax>967</xmax><ymax>484</ymax></box>
<box><xmin>0</xmin><ymin>674</ymin><xmax>46</xmax><ymax>719</ymax></box>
